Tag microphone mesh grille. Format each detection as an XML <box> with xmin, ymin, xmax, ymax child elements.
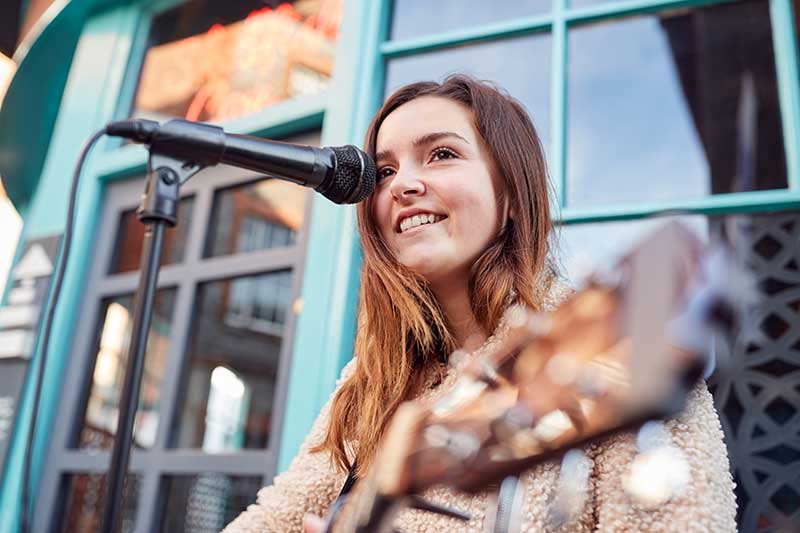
<box><xmin>328</xmin><ymin>146</ymin><xmax>376</xmax><ymax>204</ymax></box>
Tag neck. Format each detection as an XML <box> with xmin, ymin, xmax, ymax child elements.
<box><xmin>430</xmin><ymin>275</ymin><xmax>486</xmax><ymax>349</ymax></box>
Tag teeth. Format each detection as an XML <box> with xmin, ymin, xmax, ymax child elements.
<box><xmin>399</xmin><ymin>213</ymin><xmax>441</xmax><ymax>233</ymax></box>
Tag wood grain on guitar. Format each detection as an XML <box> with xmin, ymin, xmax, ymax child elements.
<box><xmin>325</xmin><ymin>221</ymin><xmax>746</xmax><ymax>533</ymax></box>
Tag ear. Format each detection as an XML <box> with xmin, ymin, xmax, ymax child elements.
<box><xmin>498</xmin><ymin>195</ymin><xmax>513</xmax><ymax>236</ymax></box>
<box><xmin>502</xmin><ymin>195</ymin><xmax>514</xmax><ymax>222</ymax></box>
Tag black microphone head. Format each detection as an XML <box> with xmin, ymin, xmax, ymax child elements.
<box><xmin>326</xmin><ymin>145</ymin><xmax>376</xmax><ymax>204</ymax></box>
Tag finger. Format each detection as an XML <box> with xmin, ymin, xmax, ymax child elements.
<box><xmin>303</xmin><ymin>513</ymin><xmax>325</xmax><ymax>533</ymax></box>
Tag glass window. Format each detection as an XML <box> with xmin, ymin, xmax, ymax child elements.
<box><xmin>205</xmin><ymin>179</ymin><xmax>307</xmax><ymax>258</ymax></box>
<box><xmin>157</xmin><ymin>474</ymin><xmax>263</xmax><ymax>532</ymax></box>
<box><xmin>568</xmin><ymin>0</ymin><xmax>618</xmax><ymax>9</ymax></box>
<box><xmin>60</xmin><ymin>473</ymin><xmax>139</xmax><ymax>533</ymax></box>
<box><xmin>171</xmin><ymin>270</ymin><xmax>292</xmax><ymax>451</ymax></box>
<box><xmin>389</xmin><ymin>0</ymin><xmax>551</xmax><ymax>41</ymax></box>
<box><xmin>132</xmin><ymin>0</ymin><xmax>342</xmax><ymax>123</ymax></box>
<box><xmin>78</xmin><ymin>289</ymin><xmax>176</xmax><ymax>450</ymax></box>
<box><xmin>567</xmin><ymin>0</ymin><xmax>788</xmax><ymax>208</ymax></box>
<box><xmin>385</xmin><ymin>34</ymin><xmax>553</xmax><ymax>163</ymax></box>
<box><xmin>556</xmin><ymin>215</ymin><xmax>708</xmax><ymax>284</ymax></box>
<box><xmin>110</xmin><ymin>196</ymin><xmax>195</xmax><ymax>274</ymax></box>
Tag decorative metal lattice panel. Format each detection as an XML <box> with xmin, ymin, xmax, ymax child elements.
<box><xmin>709</xmin><ymin>212</ymin><xmax>800</xmax><ymax>532</ymax></box>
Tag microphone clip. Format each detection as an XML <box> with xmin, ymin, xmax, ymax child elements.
<box><xmin>137</xmin><ymin>152</ymin><xmax>205</xmax><ymax>226</ymax></box>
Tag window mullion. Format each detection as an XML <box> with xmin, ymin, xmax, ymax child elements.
<box><xmin>180</xmin><ymin>186</ymin><xmax>214</xmax><ymax>267</ymax></box>
<box><xmin>552</xmin><ymin>0</ymin><xmax>569</xmax><ymax>209</ymax></box>
<box><xmin>380</xmin><ymin>14</ymin><xmax>555</xmax><ymax>58</ymax></box>
<box><xmin>150</xmin><ymin>278</ymin><xmax>195</xmax><ymax>451</ymax></box>
<box><xmin>559</xmin><ymin>189</ymin><xmax>800</xmax><ymax>224</ymax></box>
<box><xmin>132</xmin><ymin>469</ymin><xmax>161</xmax><ymax>533</ymax></box>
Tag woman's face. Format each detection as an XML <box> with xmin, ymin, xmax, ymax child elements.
<box><xmin>373</xmin><ymin>96</ymin><xmax>505</xmax><ymax>286</ymax></box>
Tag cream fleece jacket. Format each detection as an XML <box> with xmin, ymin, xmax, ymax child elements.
<box><xmin>223</xmin><ymin>293</ymin><xmax>737</xmax><ymax>533</ymax></box>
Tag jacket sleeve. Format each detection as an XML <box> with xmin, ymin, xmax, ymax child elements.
<box><xmin>590</xmin><ymin>381</ymin><xmax>738</xmax><ymax>533</ymax></box>
<box><xmin>221</xmin><ymin>358</ymin><xmax>357</xmax><ymax>533</ymax></box>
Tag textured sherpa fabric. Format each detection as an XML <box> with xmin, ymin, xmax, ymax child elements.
<box><xmin>222</xmin><ymin>286</ymin><xmax>737</xmax><ymax>533</ymax></box>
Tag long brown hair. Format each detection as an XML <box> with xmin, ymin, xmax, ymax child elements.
<box><xmin>312</xmin><ymin>74</ymin><xmax>555</xmax><ymax>475</ymax></box>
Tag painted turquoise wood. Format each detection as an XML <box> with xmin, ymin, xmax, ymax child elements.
<box><xmin>551</xmin><ymin>0</ymin><xmax>568</xmax><ymax>209</ymax></box>
<box><xmin>0</xmin><ymin>0</ymin><xmax>134</xmax><ymax>211</ymax></box>
<box><xmin>0</xmin><ymin>1</ymin><xmax>83</xmax><ymax>212</ymax></box>
<box><xmin>558</xmin><ymin>189</ymin><xmax>800</xmax><ymax>224</ymax></box>
<box><xmin>770</xmin><ymin>0</ymin><xmax>800</xmax><ymax>190</ymax></box>
<box><xmin>0</xmin><ymin>7</ymin><xmax>142</xmax><ymax>531</ymax></box>
<box><xmin>277</xmin><ymin>0</ymin><xmax>391</xmax><ymax>473</ymax></box>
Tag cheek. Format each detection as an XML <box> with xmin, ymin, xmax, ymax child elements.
<box><xmin>371</xmin><ymin>187</ymin><xmax>394</xmax><ymax>240</ymax></box>
<box><xmin>447</xmin><ymin>178</ymin><xmax>500</xmax><ymax>236</ymax></box>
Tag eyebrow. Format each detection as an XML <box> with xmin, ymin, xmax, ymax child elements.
<box><xmin>375</xmin><ymin>131</ymin><xmax>470</xmax><ymax>163</ymax></box>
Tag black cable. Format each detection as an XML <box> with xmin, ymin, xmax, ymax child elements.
<box><xmin>20</xmin><ymin>128</ymin><xmax>107</xmax><ymax>533</ymax></box>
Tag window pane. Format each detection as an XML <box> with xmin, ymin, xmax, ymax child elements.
<box><xmin>157</xmin><ymin>474</ymin><xmax>262</xmax><ymax>532</ymax></box>
<box><xmin>205</xmin><ymin>179</ymin><xmax>307</xmax><ymax>258</ymax></box>
<box><xmin>132</xmin><ymin>0</ymin><xmax>341</xmax><ymax>123</ymax></box>
<box><xmin>110</xmin><ymin>196</ymin><xmax>195</xmax><ymax>274</ymax></box>
<box><xmin>60</xmin><ymin>473</ymin><xmax>139</xmax><ymax>533</ymax></box>
<box><xmin>171</xmin><ymin>271</ymin><xmax>293</xmax><ymax>450</ymax></box>
<box><xmin>390</xmin><ymin>0</ymin><xmax>551</xmax><ymax>41</ymax></box>
<box><xmin>385</xmin><ymin>34</ymin><xmax>553</xmax><ymax>163</ymax></box>
<box><xmin>78</xmin><ymin>289</ymin><xmax>176</xmax><ymax>450</ymax></box>
<box><xmin>567</xmin><ymin>0</ymin><xmax>788</xmax><ymax>208</ymax></box>
<box><xmin>557</xmin><ymin>215</ymin><xmax>708</xmax><ymax>285</ymax></box>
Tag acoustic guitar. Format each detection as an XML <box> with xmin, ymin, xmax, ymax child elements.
<box><xmin>324</xmin><ymin>221</ymin><xmax>745</xmax><ymax>533</ymax></box>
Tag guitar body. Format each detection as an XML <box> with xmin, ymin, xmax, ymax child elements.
<box><xmin>325</xmin><ymin>221</ymin><xmax>744</xmax><ymax>533</ymax></box>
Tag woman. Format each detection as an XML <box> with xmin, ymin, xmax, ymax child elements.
<box><xmin>223</xmin><ymin>75</ymin><xmax>737</xmax><ymax>532</ymax></box>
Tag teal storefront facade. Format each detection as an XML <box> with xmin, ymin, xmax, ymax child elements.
<box><xmin>0</xmin><ymin>0</ymin><xmax>798</xmax><ymax>531</ymax></box>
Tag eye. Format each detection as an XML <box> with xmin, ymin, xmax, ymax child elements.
<box><xmin>377</xmin><ymin>166</ymin><xmax>396</xmax><ymax>182</ymax></box>
<box><xmin>429</xmin><ymin>146</ymin><xmax>458</xmax><ymax>162</ymax></box>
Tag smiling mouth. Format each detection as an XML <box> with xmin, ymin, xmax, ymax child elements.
<box><xmin>397</xmin><ymin>214</ymin><xmax>448</xmax><ymax>234</ymax></box>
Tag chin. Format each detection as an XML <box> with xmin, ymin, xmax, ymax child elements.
<box><xmin>398</xmin><ymin>254</ymin><xmax>441</xmax><ymax>277</ymax></box>
<box><xmin>399</xmin><ymin>256</ymin><xmax>459</xmax><ymax>285</ymax></box>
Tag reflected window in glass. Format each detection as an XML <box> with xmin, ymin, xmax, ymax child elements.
<box><xmin>171</xmin><ymin>270</ymin><xmax>292</xmax><ymax>451</ymax></box>
<box><xmin>60</xmin><ymin>473</ymin><xmax>139</xmax><ymax>533</ymax></box>
<box><xmin>110</xmin><ymin>196</ymin><xmax>194</xmax><ymax>274</ymax></box>
<box><xmin>132</xmin><ymin>0</ymin><xmax>342</xmax><ymax>123</ymax></box>
<box><xmin>205</xmin><ymin>179</ymin><xmax>307</xmax><ymax>258</ymax></box>
<box><xmin>389</xmin><ymin>0</ymin><xmax>551</xmax><ymax>41</ymax></box>
<box><xmin>78</xmin><ymin>289</ymin><xmax>176</xmax><ymax>450</ymax></box>
<box><xmin>385</xmin><ymin>34</ymin><xmax>553</xmax><ymax>163</ymax></box>
<box><xmin>157</xmin><ymin>474</ymin><xmax>263</xmax><ymax>532</ymax></box>
<box><xmin>567</xmin><ymin>0</ymin><xmax>788</xmax><ymax>208</ymax></box>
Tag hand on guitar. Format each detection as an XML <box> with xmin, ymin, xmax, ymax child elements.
<box><xmin>303</xmin><ymin>514</ymin><xmax>325</xmax><ymax>533</ymax></box>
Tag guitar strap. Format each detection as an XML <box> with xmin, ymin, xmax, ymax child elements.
<box><xmin>337</xmin><ymin>461</ymin><xmax>358</xmax><ymax>498</ymax></box>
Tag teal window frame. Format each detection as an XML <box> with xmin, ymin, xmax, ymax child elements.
<box><xmin>381</xmin><ymin>0</ymin><xmax>800</xmax><ymax>224</ymax></box>
<box><xmin>284</xmin><ymin>0</ymin><xmax>800</xmax><ymax>468</ymax></box>
<box><xmin>0</xmin><ymin>0</ymin><xmax>382</xmax><ymax>529</ymax></box>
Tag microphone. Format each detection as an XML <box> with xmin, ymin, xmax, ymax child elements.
<box><xmin>105</xmin><ymin>118</ymin><xmax>376</xmax><ymax>204</ymax></box>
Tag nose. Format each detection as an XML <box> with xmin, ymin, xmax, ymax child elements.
<box><xmin>389</xmin><ymin>168</ymin><xmax>426</xmax><ymax>200</ymax></box>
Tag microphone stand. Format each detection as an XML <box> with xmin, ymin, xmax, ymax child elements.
<box><xmin>100</xmin><ymin>152</ymin><xmax>204</xmax><ymax>533</ymax></box>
